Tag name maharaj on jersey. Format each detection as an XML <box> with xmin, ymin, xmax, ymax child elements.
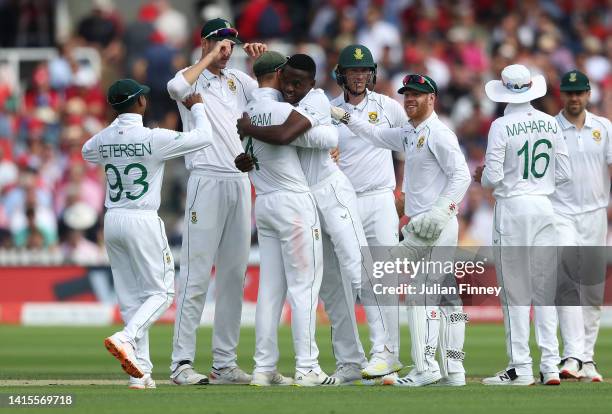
<box><xmin>505</xmin><ymin>120</ymin><xmax>558</xmax><ymax>137</ymax></box>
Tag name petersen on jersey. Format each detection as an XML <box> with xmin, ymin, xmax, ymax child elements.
<box><xmin>98</xmin><ymin>143</ymin><xmax>153</xmax><ymax>158</ymax></box>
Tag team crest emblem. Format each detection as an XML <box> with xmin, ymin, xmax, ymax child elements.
<box><xmin>165</xmin><ymin>252</ymin><xmax>172</xmax><ymax>264</ymax></box>
<box><xmin>368</xmin><ymin>112</ymin><xmax>378</xmax><ymax>123</ymax></box>
<box><xmin>569</xmin><ymin>72</ymin><xmax>577</xmax><ymax>82</ymax></box>
<box><xmin>313</xmin><ymin>228</ymin><xmax>320</xmax><ymax>240</ymax></box>
<box><xmin>191</xmin><ymin>211</ymin><xmax>198</xmax><ymax>224</ymax></box>
<box><xmin>353</xmin><ymin>48</ymin><xmax>364</xmax><ymax>60</ymax></box>
<box><xmin>593</xmin><ymin>130</ymin><xmax>601</xmax><ymax>142</ymax></box>
<box><xmin>227</xmin><ymin>79</ymin><xmax>236</xmax><ymax>93</ymax></box>
<box><xmin>416</xmin><ymin>136</ymin><xmax>425</xmax><ymax>149</ymax></box>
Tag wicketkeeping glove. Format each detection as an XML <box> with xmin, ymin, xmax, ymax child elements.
<box><xmin>407</xmin><ymin>197</ymin><xmax>458</xmax><ymax>241</ymax></box>
<box><xmin>331</xmin><ymin>106</ymin><xmax>350</xmax><ymax>124</ymax></box>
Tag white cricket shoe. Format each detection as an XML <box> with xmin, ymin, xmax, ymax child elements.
<box><xmin>250</xmin><ymin>371</ymin><xmax>293</xmax><ymax>386</ymax></box>
<box><xmin>104</xmin><ymin>333</ymin><xmax>143</xmax><ymax>378</ymax></box>
<box><xmin>170</xmin><ymin>364</ymin><xmax>209</xmax><ymax>385</ymax></box>
<box><xmin>329</xmin><ymin>364</ymin><xmax>374</xmax><ymax>386</ymax></box>
<box><xmin>393</xmin><ymin>368</ymin><xmax>442</xmax><ymax>387</ymax></box>
<box><xmin>540</xmin><ymin>372</ymin><xmax>561</xmax><ymax>385</ymax></box>
<box><xmin>482</xmin><ymin>369</ymin><xmax>534</xmax><ymax>386</ymax></box>
<box><xmin>580</xmin><ymin>362</ymin><xmax>603</xmax><ymax>383</ymax></box>
<box><xmin>559</xmin><ymin>358</ymin><xmax>581</xmax><ymax>379</ymax></box>
<box><xmin>437</xmin><ymin>372</ymin><xmax>466</xmax><ymax>386</ymax></box>
<box><xmin>209</xmin><ymin>366</ymin><xmax>252</xmax><ymax>384</ymax></box>
<box><xmin>294</xmin><ymin>370</ymin><xmax>336</xmax><ymax>386</ymax></box>
<box><xmin>381</xmin><ymin>372</ymin><xmax>398</xmax><ymax>385</ymax></box>
<box><xmin>362</xmin><ymin>350</ymin><xmax>402</xmax><ymax>378</ymax></box>
<box><xmin>129</xmin><ymin>374</ymin><xmax>157</xmax><ymax>389</ymax></box>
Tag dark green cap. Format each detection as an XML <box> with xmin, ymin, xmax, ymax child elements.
<box><xmin>338</xmin><ymin>44</ymin><xmax>376</xmax><ymax>70</ymax></box>
<box><xmin>397</xmin><ymin>74</ymin><xmax>438</xmax><ymax>95</ymax></box>
<box><xmin>107</xmin><ymin>79</ymin><xmax>150</xmax><ymax>111</ymax></box>
<box><xmin>253</xmin><ymin>51</ymin><xmax>287</xmax><ymax>77</ymax></box>
<box><xmin>560</xmin><ymin>70</ymin><xmax>590</xmax><ymax>92</ymax></box>
<box><xmin>200</xmin><ymin>18</ymin><xmax>242</xmax><ymax>44</ymax></box>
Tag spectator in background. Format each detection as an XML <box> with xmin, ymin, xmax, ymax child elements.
<box><xmin>237</xmin><ymin>0</ymin><xmax>291</xmax><ymax>41</ymax></box>
<box><xmin>357</xmin><ymin>5</ymin><xmax>402</xmax><ymax>68</ymax></box>
<box><xmin>77</xmin><ymin>0</ymin><xmax>123</xmax><ymax>49</ymax></box>
<box><xmin>154</xmin><ymin>0</ymin><xmax>189</xmax><ymax>49</ymax></box>
<box><xmin>54</xmin><ymin>161</ymin><xmax>104</xmax><ymax>216</ymax></box>
<box><xmin>11</xmin><ymin>199</ymin><xmax>57</xmax><ymax>249</ymax></box>
<box><xmin>60</xmin><ymin>202</ymin><xmax>104</xmax><ymax>264</ymax></box>
<box><xmin>0</xmin><ymin>146</ymin><xmax>18</xmax><ymax>194</ymax></box>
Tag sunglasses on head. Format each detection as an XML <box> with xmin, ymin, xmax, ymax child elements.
<box><xmin>204</xmin><ymin>27</ymin><xmax>238</xmax><ymax>39</ymax></box>
<box><xmin>403</xmin><ymin>74</ymin><xmax>436</xmax><ymax>93</ymax></box>
<box><xmin>504</xmin><ymin>80</ymin><xmax>532</xmax><ymax>92</ymax></box>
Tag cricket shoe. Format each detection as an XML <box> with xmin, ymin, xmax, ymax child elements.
<box><xmin>330</xmin><ymin>364</ymin><xmax>375</xmax><ymax>385</ymax></box>
<box><xmin>104</xmin><ymin>333</ymin><xmax>143</xmax><ymax>378</ymax></box>
<box><xmin>250</xmin><ymin>371</ymin><xmax>293</xmax><ymax>386</ymax></box>
<box><xmin>362</xmin><ymin>351</ymin><xmax>402</xmax><ymax>378</ymax></box>
<box><xmin>382</xmin><ymin>372</ymin><xmax>398</xmax><ymax>385</ymax></box>
<box><xmin>294</xmin><ymin>370</ymin><xmax>336</xmax><ymax>386</ymax></box>
<box><xmin>559</xmin><ymin>358</ymin><xmax>582</xmax><ymax>379</ymax></box>
<box><xmin>540</xmin><ymin>372</ymin><xmax>560</xmax><ymax>385</ymax></box>
<box><xmin>170</xmin><ymin>364</ymin><xmax>209</xmax><ymax>385</ymax></box>
<box><xmin>579</xmin><ymin>362</ymin><xmax>603</xmax><ymax>383</ymax></box>
<box><xmin>393</xmin><ymin>368</ymin><xmax>442</xmax><ymax>387</ymax></box>
<box><xmin>129</xmin><ymin>374</ymin><xmax>156</xmax><ymax>389</ymax></box>
<box><xmin>482</xmin><ymin>369</ymin><xmax>534</xmax><ymax>386</ymax></box>
<box><xmin>209</xmin><ymin>366</ymin><xmax>252</xmax><ymax>384</ymax></box>
<box><xmin>436</xmin><ymin>372</ymin><xmax>466</xmax><ymax>386</ymax></box>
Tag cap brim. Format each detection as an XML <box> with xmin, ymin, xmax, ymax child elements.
<box><xmin>560</xmin><ymin>85</ymin><xmax>590</xmax><ymax>92</ymax></box>
<box><xmin>397</xmin><ymin>84</ymin><xmax>434</xmax><ymax>95</ymax></box>
<box><xmin>208</xmin><ymin>35</ymin><xmax>243</xmax><ymax>44</ymax></box>
<box><xmin>485</xmin><ymin>74</ymin><xmax>547</xmax><ymax>103</ymax></box>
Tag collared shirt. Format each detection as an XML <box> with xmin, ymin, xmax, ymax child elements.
<box><xmin>551</xmin><ymin>110</ymin><xmax>612</xmax><ymax>214</ymax></box>
<box><xmin>245</xmin><ymin>88</ymin><xmax>338</xmax><ymax>195</ymax></box>
<box><xmin>345</xmin><ymin>111</ymin><xmax>471</xmax><ymax>217</ymax></box>
<box><xmin>82</xmin><ymin>104</ymin><xmax>212</xmax><ymax>210</ymax></box>
<box><xmin>331</xmin><ymin>90</ymin><xmax>407</xmax><ymax>193</ymax></box>
<box><xmin>482</xmin><ymin>103</ymin><xmax>571</xmax><ymax>199</ymax></box>
<box><xmin>167</xmin><ymin>67</ymin><xmax>257</xmax><ymax>173</ymax></box>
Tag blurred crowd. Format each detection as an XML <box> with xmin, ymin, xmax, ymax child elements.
<box><xmin>0</xmin><ymin>0</ymin><xmax>610</xmax><ymax>263</ymax></box>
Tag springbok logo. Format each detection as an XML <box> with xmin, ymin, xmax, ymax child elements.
<box><xmin>353</xmin><ymin>48</ymin><xmax>364</xmax><ymax>60</ymax></box>
<box><xmin>227</xmin><ymin>79</ymin><xmax>236</xmax><ymax>93</ymax></box>
<box><xmin>569</xmin><ymin>72</ymin><xmax>577</xmax><ymax>82</ymax></box>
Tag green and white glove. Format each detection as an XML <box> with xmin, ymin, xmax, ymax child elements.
<box><xmin>331</xmin><ymin>106</ymin><xmax>350</xmax><ymax>124</ymax></box>
<box><xmin>408</xmin><ymin>197</ymin><xmax>458</xmax><ymax>241</ymax></box>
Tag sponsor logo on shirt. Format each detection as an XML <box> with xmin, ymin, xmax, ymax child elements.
<box><xmin>593</xmin><ymin>129</ymin><xmax>601</xmax><ymax>142</ymax></box>
<box><xmin>368</xmin><ymin>111</ymin><xmax>378</xmax><ymax>124</ymax></box>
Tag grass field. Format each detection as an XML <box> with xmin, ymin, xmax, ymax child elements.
<box><xmin>0</xmin><ymin>324</ymin><xmax>611</xmax><ymax>413</ymax></box>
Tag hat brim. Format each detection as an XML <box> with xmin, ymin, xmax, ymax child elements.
<box><xmin>208</xmin><ymin>35</ymin><xmax>243</xmax><ymax>44</ymax></box>
<box><xmin>397</xmin><ymin>84</ymin><xmax>435</xmax><ymax>95</ymax></box>
<box><xmin>560</xmin><ymin>85</ymin><xmax>590</xmax><ymax>92</ymax></box>
<box><xmin>485</xmin><ymin>74</ymin><xmax>547</xmax><ymax>103</ymax></box>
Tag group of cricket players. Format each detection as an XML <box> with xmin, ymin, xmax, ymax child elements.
<box><xmin>81</xmin><ymin>18</ymin><xmax>611</xmax><ymax>389</ymax></box>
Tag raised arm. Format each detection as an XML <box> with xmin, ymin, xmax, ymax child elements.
<box><xmin>331</xmin><ymin>106</ymin><xmax>405</xmax><ymax>152</ymax></box>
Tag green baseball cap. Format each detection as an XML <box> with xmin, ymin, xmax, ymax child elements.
<box><xmin>560</xmin><ymin>70</ymin><xmax>590</xmax><ymax>92</ymax></box>
<box><xmin>200</xmin><ymin>18</ymin><xmax>242</xmax><ymax>44</ymax></box>
<box><xmin>253</xmin><ymin>51</ymin><xmax>287</xmax><ymax>77</ymax></box>
<box><xmin>397</xmin><ymin>74</ymin><xmax>438</xmax><ymax>95</ymax></box>
<box><xmin>107</xmin><ymin>79</ymin><xmax>150</xmax><ymax>111</ymax></box>
<box><xmin>338</xmin><ymin>44</ymin><xmax>376</xmax><ymax>70</ymax></box>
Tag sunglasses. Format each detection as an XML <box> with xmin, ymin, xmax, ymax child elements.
<box><xmin>109</xmin><ymin>88</ymin><xmax>143</xmax><ymax>105</ymax></box>
<box><xmin>204</xmin><ymin>27</ymin><xmax>238</xmax><ymax>39</ymax></box>
<box><xmin>504</xmin><ymin>80</ymin><xmax>532</xmax><ymax>92</ymax></box>
<box><xmin>403</xmin><ymin>74</ymin><xmax>436</xmax><ymax>94</ymax></box>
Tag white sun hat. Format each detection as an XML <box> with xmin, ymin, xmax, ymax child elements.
<box><xmin>64</xmin><ymin>202</ymin><xmax>97</xmax><ymax>231</ymax></box>
<box><xmin>485</xmin><ymin>64</ymin><xmax>547</xmax><ymax>103</ymax></box>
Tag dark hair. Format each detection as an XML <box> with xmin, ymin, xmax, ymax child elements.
<box><xmin>285</xmin><ymin>54</ymin><xmax>316</xmax><ymax>79</ymax></box>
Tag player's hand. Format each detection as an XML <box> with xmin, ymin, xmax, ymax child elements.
<box><xmin>205</xmin><ymin>39</ymin><xmax>234</xmax><ymax>60</ymax></box>
<box><xmin>235</xmin><ymin>153</ymin><xmax>255</xmax><ymax>172</ymax></box>
<box><xmin>395</xmin><ymin>194</ymin><xmax>405</xmax><ymax>219</ymax></box>
<box><xmin>407</xmin><ymin>197</ymin><xmax>457</xmax><ymax>240</ymax></box>
<box><xmin>182</xmin><ymin>93</ymin><xmax>203</xmax><ymax>110</ymax></box>
<box><xmin>330</xmin><ymin>147</ymin><xmax>340</xmax><ymax>163</ymax></box>
<box><xmin>243</xmin><ymin>42</ymin><xmax>267</xmax><ymax>58</ymax></box>
<box><xmin>236</xmin><ymin>112</ymin><xmax>252</xmax><ymax>139</ymax></box>
<box><xmin>331</xmin><ymin>106</ymin><xmax>350</xmax><ymax>124</ymax></box>
<box><xmin>473</xmin><ymin>165</ymin><xmax>484</xmax><ymax>184</ymax></box>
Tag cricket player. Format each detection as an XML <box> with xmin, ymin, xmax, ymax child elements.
<box><xmin>237</xmin><ymin>54</ymin><xmax>370</xmax><ymax>385</ymax></box>
<box><xmin>165</xmin><ymin>18</ymin><xmax>266</xmax><ymax>385</ymax></box>
<box><xmin>331</xmin><ymin>73</ymin><xmax>471</xmax><ymax>387</ymax></box>
<box><xmin>476</xmin><ymin>64</ymin><xmax>571</xmax><ymax>386</ymax></box>
<box><xmin>552</xmin><ymin>70</ymin><xmax>611</xmax><ymax>382</ymax></box>
<box><xmin>331</xmin><ymin>44</ymin><xmax>408</xmax><ymax>381</ymax></box>
<box><xmin>82</xmin><ymin>79</ymin><xmax>213</xmax><ymax>388</ymax></box>
<box><xmin>237</xmin><ymin>51</ymin><xmax>341</xmax><ymax>386</ymax></box>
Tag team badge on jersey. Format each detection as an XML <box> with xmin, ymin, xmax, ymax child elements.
<box><xmin>165</xmin><ymin>251</ymin><xmax>172</xmax><ymax>264</ymax></box>
<box><xmin>368</xmin><ymin>111</ymin><xmax>379</xmax><ymax>123</ymax></box>
<box><xmin>191</xmin><ymin>211</ymin><xmax>198</xmax><ymax>224</ymax></box>
<box><xmin>593</xmin><ymin>129</ymin><xmax>601</xmax><ymax>142</ymax></box>
<box><xmin>416</xmin><ymin>136</ymin><xmax>425</xmax><ymax>149</ymax></box>
<box><xmin>227</xmin><ymin>79</ymin><xmax>236</xmax><ymax>93</ymax></box>
<box><xmin>313</xmin><ymin>228</ymin><xmax>320</xmax><ymax>240</ymax></box>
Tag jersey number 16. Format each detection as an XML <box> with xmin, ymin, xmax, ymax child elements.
<box><xmin>517</xmin><ymin>139</ymin><xmax>552</xmax><ymax>179</ymax></box>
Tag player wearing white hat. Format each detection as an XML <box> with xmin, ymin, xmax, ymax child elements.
<box><xmin>82</xmin><ymin>79</ymin><xmax>213</xmax><ymax>388</ymax></box>
<box><xmin>476</xmin><ymin>64</ymin><xmax>571</xmax><ymax>386</ymax></box>
<box><xmin>332</xmin><ymin>73</ymin><xmax>471</xmax><ymax>387</ymax></box>
<box><xmin>165</xmin><ymin>18</ymin><xmax>266</xmax><ymax>385</ymax></box>
<box><xmin>552</xmin><ymin>70</ymin><xmax>611</xmax><ymax>383</ymax></box>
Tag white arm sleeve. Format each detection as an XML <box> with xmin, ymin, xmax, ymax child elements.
<box><xmin>554</xmin><ymin>128</ymin><xmax>571</xmax><ymax>185</ymax></box>
<box><xmin>292</xmin><ymin>125</ymin><xmax>339</xmax><ymax>149</ymax></box>
<box><xmin>346</xmin><ymin>116</ymin><xmax>405</xmax><ymax>152</ymax></box>
<box><xmin>482</xmin><ymin>121</ymin><xmax>506</xmax><ymax>189</ymax></box>
<box><xmin>167</xmin><ymin>69</ymin><xmax>193</xmax><ymax>101</ymax></box>
<box><xmin>81</xmin><ymin>134</ymin><xmax>100</xmax><ymax>164</ymax></box>
<box><xmin>428</xmin><ymin>129</ymin><xmax>472</xmax><ymax>204</ymax></box>
<box><xmin>153</xmin><ymin>103</ymin><xmax>213</xmax><ymax>160</ymax></box>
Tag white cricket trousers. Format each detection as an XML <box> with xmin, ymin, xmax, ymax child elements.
<box><xmin>555</xmin><ymin>208</ymin><xmax>607</xmax><ymax>362</ymax></box>
<box><xmin>253</xmin><ymin>191</ymin><xmax>323</xmax><ymax>373</ymax></box>
<box><xmin>171</xmin><ymin>171</ymin><xmax>251</xmax><ymax>372</ymax></box>
<box><xmin>493</xmin><ymin>195</ymin><xmax>560</xmax><ymax>376</ymax></box>
<box><xmin>357</xmin><ymin>189</ymin><xmax>400</xmax><ymax>357</ymax></box>
<box><xmin>105</xmin><ymin>209</ymin><xmax>175</xmax><ymax>375</ymax></box>
<box><xmin>313</xmin><ymin>170</ymin><xmax>367</xmax><ymax>367</ymax></box>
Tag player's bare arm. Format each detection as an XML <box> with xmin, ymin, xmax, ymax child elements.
<box><xmin>243</xmin><ymin>42</ymin><xmax>267</xmax><ymax>58</ymax></box>
<box><xmin>236</xmin><ymin>110</ymin><xmax>312</xmax><ymax>145</ymax></box>
<box><xmin>182</xmin><ymin>93</ymin><xmax>203</xmax><ymax>110</ymax></box>
<box><xmin>181</xmin><ymin>39</ymin><xmax>235</xmax><ymax>85</ymax></box>
<box><xmin>395</xmin><ymin>194</ymin><xmax>405</xmax><ymax>218</ymax></box>
<box><xmin>473</xmin><ymin>165</ymin><xmax>484</xmax><ymax>184</ymax></box>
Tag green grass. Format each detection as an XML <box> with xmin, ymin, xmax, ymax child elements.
<box><xmin>0</xmin><ymin>324</ymin><xmax>610</xmax><ymax>413</ymax></box>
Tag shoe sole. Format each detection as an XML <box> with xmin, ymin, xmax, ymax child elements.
<box><xmin>104</xmin><ymin>338</ymin><xmax>143</xmax><ymax>378</ymax></box>
<box><xmin>482</xmin><ymin>382</ymin><xmax>535</xmax><ymax>386</ymax></box>
<box><xmin>580</xmin><ymin>377</ymin><xmax>603</xmax><ymax>383</ymax></box>
<box><xmin>542</xmin><ymin>380</ymin><xmax>561</xmax><ymax>385</ymax></box>
<box><xmin>560</xmin><ymin>370</ymin><xmax>580</xmax><ymax>379</ymax></box>
<box><xmin>362</xmin><ymin>366</ymin><xmax>402</xmax><ymax>379</ymax></box>
<box><xmin>171</xmin><ymin>377</ymin><xmax>209</xmax><ymax>385</ymax></box>
<box><xmin>209</xmin><ymin>379</ymin><xmax>251</xmax><ymax>385</ymax></box>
